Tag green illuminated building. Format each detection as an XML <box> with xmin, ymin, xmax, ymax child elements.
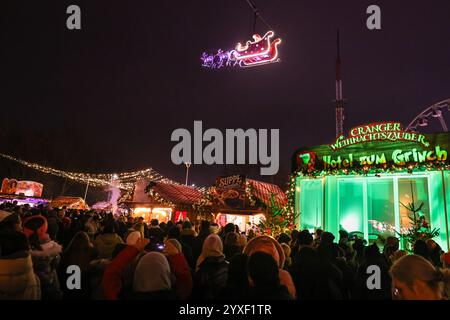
<box><xmin>290</xmin><ymin>122</ymin><xmax>450</xmax><ymax>251</ymax></box>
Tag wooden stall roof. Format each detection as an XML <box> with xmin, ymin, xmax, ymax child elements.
<box><xmin>247</xmin><ymin>178</ymin><xmax>287</xmax><ymax>207</ymax></box>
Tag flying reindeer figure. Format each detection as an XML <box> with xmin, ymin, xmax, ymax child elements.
<box><xmin>201</xmin><ymin>52</ymin><xmax>215</xmax><ymax>68</ymax></box>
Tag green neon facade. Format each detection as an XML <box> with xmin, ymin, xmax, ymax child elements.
<box><xmin>294</xmin><ymin>171</ymin><xmax>450</xmax><ymax>250</ymax></box>
<box><xmin>292</xmin><ymin>126</ymin><xmax>450</xmax><ymax>251</ymax></box>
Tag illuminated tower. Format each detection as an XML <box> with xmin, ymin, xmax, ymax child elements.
<box><xmin>334</xmin><ymin>29</ymin><xmax>345</xmax><ymax>138</ymax></box>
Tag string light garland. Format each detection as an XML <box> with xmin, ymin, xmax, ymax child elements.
<box><xmin>285</xmin><ymin>160</ymin><xmax>450</xmax><ymax>217</ymax></box>
<box><xmin>0</xmin><ymin>153</ymin><xmax>178</xmax><ymax>191</ymax></box>
<box><xmin>245</xmin><ymin>181</ymin><xmax>257</xmax><ymax>207</ymax></box>
<box><xmin>192</xmin><ymin>187</ymin><xmax>214</xmax><ymax>211</ymax></box>
<box><xmin>145</xmin><ymin>188</ymin><xmax>176</xmax><ymax>208</ymax></box>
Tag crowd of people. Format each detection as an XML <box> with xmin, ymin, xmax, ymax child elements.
<box><xmin>1</xmin><ymin>200</ymin><xmax>450</xmax><ymax>300</ymax></box>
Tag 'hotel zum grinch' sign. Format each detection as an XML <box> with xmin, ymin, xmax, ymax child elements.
<box><xmin>292</xmin><ymin>122</ymin><xmax>450</xmax><ymax>173</ymax></box>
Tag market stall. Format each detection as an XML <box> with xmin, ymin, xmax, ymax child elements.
<box><xmin>125</xmin><ymin>178</ymin><xmax>205</xmax><ymax>223</ymax></box>
<box><xmin>0</xmin><ymin>178</ymin><xmax>48</xmax><ymax>207</ymax></box>
<box><xmin>202</xmin><ymin>175</ymin><xmax>287</xmax><ymax>232</ymax></box>
<box><xmin>289</xmin><ymin>122</ymin><xmax>450</xmax><ymax>250</ymax></box>
<box><xmin>49</xmin><ymin>196</ymin><xmax>90</xmax><ymax>210</ymax></box>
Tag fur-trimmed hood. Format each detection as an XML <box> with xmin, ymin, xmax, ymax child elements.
<box><xmin>30</xmin><ymin>240</ymin><xmax>62</xmax><ymax>258</ymax></box>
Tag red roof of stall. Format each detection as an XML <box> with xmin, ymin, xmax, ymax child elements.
<box><xmin>151</xmin><ymin>182</ymin><xmax>204</xmax><ymax>206</ymax></box>
<box><xmin>247</xmin><ymin>179</ymin><xmax>287</xmax><ymax>208</ymax></box>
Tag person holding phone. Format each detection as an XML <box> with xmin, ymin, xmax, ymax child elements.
<box><xmin>103</xmin><ymin>238</ymin><xmax>192</xmax><ymax>300</ymax></box>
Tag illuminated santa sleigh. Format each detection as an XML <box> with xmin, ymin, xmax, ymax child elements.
<box><xmin>233</xmin><ymin>31</ymin><xmax>281</xmax><ymax>67</ymax></box>
<box><xmin>201</xmin><ymin>30</ymin><xmax>281</xmax><ymax>69</ymax></box>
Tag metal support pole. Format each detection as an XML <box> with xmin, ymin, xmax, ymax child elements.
<box><xmin>185</xmin><ymin>162</ymin><xmax>191</xmax><ymax>186</ymax></box>
<box><xmin>83</xmin><ymin>179</ymin><xmax>90</xmax><ymax>201</ymax></box>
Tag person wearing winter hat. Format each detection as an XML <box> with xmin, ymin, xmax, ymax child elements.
<box><xmin>195</xmin><ymin>233</ymin><xmax>226</xmax><ymax>270</ymax></box>
<box><xmin>163</xmin><ymin>238</ymin><xmax>193</xmax><ymax>299</ymax></box>
<box><xmin>103</xmin><ymin>237</ymin><xmax>191</xmax><ymax>300</ymax></box>
<box><xmin>165</xmin><ymin>238</ymin><xmax>182</xmax><ymax>253</ymax></box>
<box><xmin>126</xmin><ymin>230</ymin><xmax>142</xmax><ymax>245</ymax></box>
<box><xmin>237</xmin><ymin>233</ymin><xmax>247</xmax><ymax>248</ymax></box>
<box><xmin>131</xmin><ymin>251</ymin><xmax>177</xmax><ymax>299</ymax></box>
<box><xmin>23</xmin><ymin>215</ymin><xmax>63</xmax><ymax>300</ymax></box>
<box><xmin>247</xmin><ymin>252</ymin><xmax>293</xmax><ymax>300</ymax></box>
<box><xmin>192</xmin><ymin>234</ymin><xmax>229</xmax><ymax>300</ymax></box>
<box><xmin>167</xmin><ymin>226</ymin><xmax>195</xmax><ymax>270</ymax></box>
<box><xmin>243</xmin><ymin>236</ymin><xmax>283</xmax><ymax>268</ymax></box>
<box><xmin>223</xmin><ymin>232</ymin><xmax>242</xmax><ymax>262</ymax></box>
<box><xmin>243</xmin><ymin>235</ymin><xmax>297</xmax><ymax>299</ymax></box>
<box><xmin>103</xmin><ymin>238</ymin><xmax>150</xmax><ymax>300</ymax></box>
<box><xmin>0</xmin><ymin>229</ymin><xmax>41</xmax><ymax>300</ymax></box>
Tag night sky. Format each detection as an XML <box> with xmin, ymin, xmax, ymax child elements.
<box><xmin>1</xmin><ymin>0</ymin><xmax>450</xmax><ymax>201</ymax></box>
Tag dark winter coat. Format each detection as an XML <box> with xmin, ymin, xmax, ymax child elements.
<box><xmin>180</xmin><ymin>229</ymin><xmax>197</xmax><ymax>253</ymax></box>
<box><xmin>223</xmin><ymin>245</ymin><xmax>242</xmax><ymax>262</ymax></box>
<box><xmin>291</xmin><ymin>247</ymin><xmax>346</xmax><ymax>300</ymax></box>
<box><xmin>191</xmin><ymin>231</ymin><xmax>211</xmax><ymax>262</ymax></box>
<box><xmin>147</xmin><ymin>226</ymin><xmax>164</xmax><ymax>242</ymax></box>
<box><xmin>351</xmin><ymin>260</ymin><xmax>392</xmax><ymax>300</ymax></box>
<box><xmin>30</xmin><ymin>240</ymin><xmax>63</xmax><ymax>300</ymax></box>
<box><xmin>192</xmin><ymin>256</ymin><xmax>228</xmax><ymax>300</ymax></box>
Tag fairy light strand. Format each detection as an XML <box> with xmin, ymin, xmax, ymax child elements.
<box><xmin>0</xmin><ymin>153</ymin><xmax>179</xmax><ymax>191</ymax></box>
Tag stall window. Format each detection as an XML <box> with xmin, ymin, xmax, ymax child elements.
<box><xmin>300</xmin><ymin>179</ymin><xmax>323</xmax><ymax>231</ymax></box>
<box><xmin>367</xmin><ymin>179</ymin><xmax>395</xmax><ymax>243</ymax></box>
<box><xmin>398</xmin><ymin>177</ymin><xmax>430</xmax><ymax>235</ymax></box>
<box><xmin>338</xmin><ymin>179</ymin><xmax>365</xmax><ymax>235</ymax></box>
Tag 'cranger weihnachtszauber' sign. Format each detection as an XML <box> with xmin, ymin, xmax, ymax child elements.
<box><xmin>292</xmin><ymin>122</ymin><xmax>450</xmax><ymax>174</ymax></box>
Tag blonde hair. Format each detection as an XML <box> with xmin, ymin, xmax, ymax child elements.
<box><xmin>281</xmin><ymin>243</ymin><xmax>292</xmax><ymax>267</ymax></box>
<box><xmin>281</xmin><ymin>243</ymin><xmax>291</xmax><ymax>257</ymax></box>
<box><xmin>390</xmin><ymin>254</ymin><xmax>450</xmax><ymax>294</ymax></box>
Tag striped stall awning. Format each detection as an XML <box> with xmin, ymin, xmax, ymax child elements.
<box><xmin>151</xmin><ymin>182</ymin><xmax>204</xmax><ymax>206</ymax></box>
<box><xmin>247</xmin><ymin>179</ymin><xmax>287</xmax><ymax>208</ymax></box>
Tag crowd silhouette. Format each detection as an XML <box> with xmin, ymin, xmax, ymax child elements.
<box><xmin>1</xmin><ymin>200</ymin><xmax>449</xmax><ymax>300</ymax></box>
